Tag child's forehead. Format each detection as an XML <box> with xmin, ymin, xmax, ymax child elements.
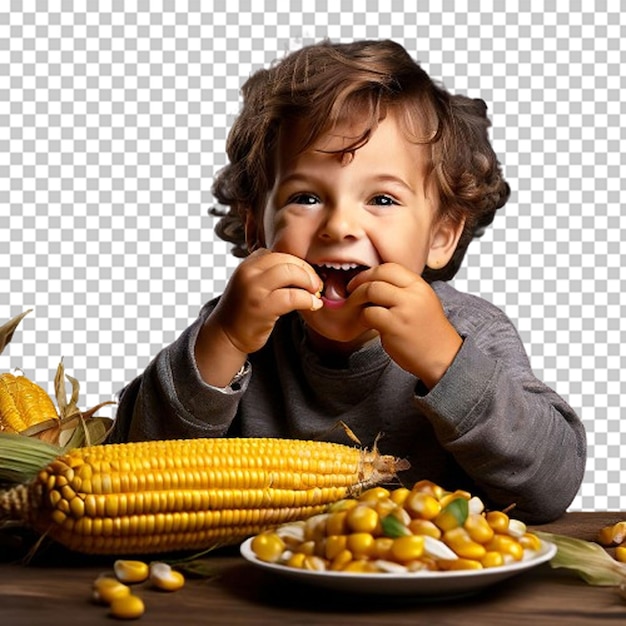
<box><xmin>269</xmin><ymin>114</ymin><xmax>434</xmax><ymax>200</ymax></box>
<box><xmin>275</xmin><ymin>109</ymin><xmax>432</xmax><ymax>163</ymax></box>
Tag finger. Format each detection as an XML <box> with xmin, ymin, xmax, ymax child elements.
<box><xmin>349</xmin><ymin>280</ymin><xmax>402</xmax><ymax>309</ymax></box>
<box><xmin>259</xmin><ymin>259</ymin><xmax>323</xmax><ymax>294</ymax></box>
<box><xmin>246</xmin><ymin>248</ymin><xmax>323</xmax><ymax>293</ymax></box>
<box><xmin>358</xmin><ymin>304</ymin><xmax>396</xmax><ymax>332</ymax></box>
<box><xmin>264</xmin><ymin>287</ymin><xmax>324</xmax><ymax>316</ymax></box>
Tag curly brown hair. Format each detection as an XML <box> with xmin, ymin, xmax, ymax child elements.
<box><xmin>210</xmin><ymin>39</ymin><xmax>510</xmax><ymax>282</ymax></box>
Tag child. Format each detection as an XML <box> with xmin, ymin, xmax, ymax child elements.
<box><xmin>109</xmin><ymin>39</ymin><xmax>586</xmax><ymax>523</ymax></box>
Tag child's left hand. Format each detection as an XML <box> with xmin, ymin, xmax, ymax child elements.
<box><xmin>347</xmin><ymin>263</ymin><xmax>463</xmax><ymax>389</ymax></box>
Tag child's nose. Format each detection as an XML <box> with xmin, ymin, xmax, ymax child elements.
<box><xmin>318</xmin><ymin>204</ymin><xmax>364</xmax><ymax>242</ymax></box>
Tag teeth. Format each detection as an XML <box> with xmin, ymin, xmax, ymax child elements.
<box><xmin>319</xmin><ymin>262</ymin><xmax>359</xmax><ymax>271</ymax></box>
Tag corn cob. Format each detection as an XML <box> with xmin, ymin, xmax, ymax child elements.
<box><xmin>0</xmin><ymin>372</ymin><xmax>59</xmax><ymax>434</ymax></box>
<box><xmin>0</xmin><ymin>437</ymin><xmax>407</xmax><ymax>555</ymax></box>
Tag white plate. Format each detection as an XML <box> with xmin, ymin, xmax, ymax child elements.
<box><xmin>240</xmin><ymin>537</ymin><xmax>557</xmax><ymax>597</ymax></box>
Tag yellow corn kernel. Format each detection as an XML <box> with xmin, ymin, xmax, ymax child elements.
<box><xmin>341</xmin><ymin>560</ymin><xmax>373</xmax><ymax>573</ymax></box>
<box><xmin>345</xmin><ymin>504</ymin><xmax>381</xmax><ymax>534</ymax></box>
<box><xmin>486</xmin><ymin>534</ymin><xmax>524</xmax><ymax>561</ymax></box>
<box><xmin>481</xmin><ymin>551</ymin><xmax>505</xmax><ymax>568</ymax></box>
<box><xmin>346</xmin><ymin>532</ymin><xmax>376</xmax><ymax>558</ymax></box>
<box><xmin>411</xmin><ymin>480</ymin><xmax>445</xmax><ymax>499</ymax></box>
<box><xmin>389</xmin><ymin>487</ymin><xmax>410</xmax><ymax>506</ymax></box>
<box><xmin>329</xmin><ymin>548</ymin><xmax>354</xmax><ymax>571</ymax></box>
<box><xmin>92</xmin><ymin>576</ymin><xmax>131</xmax><ymax>605</ymax></box>
<box><xmin>390</xmin><ymin>535</ymin><xmax>425</xmax><ymax>563</ymax></box>
<box><xmin>372</xmin><ymin>498</ymin><xmax>398</xmax><ymax>519</ymax></box>
<box><xmin>251</xmin><ymin>531</ymin><xmax>286</xmax><ymax>563</ymax></box>
<box><xmin>295</xmin><ymin>540</ymin><xmax>316</xmax><ymax>556</ymax></box>
<box><xmin>519</xmin><ymin>532</ymin><xmax>542</xmax><ymax>551</ymax></box>
<box><xmin>408</xmin><ymin>518</ymin><xmax>442</xmax><ymax>539</ymax></box>
<box><xmin>443</xmin><ymin>527</ymin><xmax>487</xmax><ymax>560</ymax></box>
<box><xmin>404</xmin><ymin>492</ymin><xmax>442</xmax><ymax>520</ymax></box>
<box><xmin>616</xmin><ymin>546</ymin><xmax>626</xmax><ymax>563</ymax></box>
<box><xmin>149</xmin><ymin>562</ymin><xmax>185</xmax><ymax>592</ymax></box>
<box><xmin>286</xmin><ymin>552</ymin><xmax>307</xmax><ymax>569</ymax></box>
<box><xmin>113</xmin><ymin>560</ymin><xmax>149</xmax><ymax>584</ymax></box>
<box><xmin>598</xmin><ymin>521</ymin><xmax>626</xmax><ymax>546</ymax></box>
<box><xmin>439</xmin><ymin>489</ymin><xmax>472</xmax><ymax>508</ymax></box>
<box><xmin>358</xmin><ymin>487</ymin><xmax>390</xmax><ymax>502</ymax></box>
<box><xmin>324</xmin><ymin>534</ymin><xmax>348</xmax><ymax>560</ymax></box>
<box><xmin>485</xmin><ymin>510</ymin><xmax>510</xmax><ymax>534</ymax></box>
<box><xmin>326</xmin><ymin>511</ymin><xmax>348</xmax><ymax>536</ymax></box>
<box><xmin>5</xmin><ymin>437</ymin><xmax>404</xmax><ymax>555</ymax></box>
<box><xmin>373</xmin><ymin>536</ymin><xmax>394</xmax><ymax>560</ymax></box>
<box><xmin>464</xmin><ymin>514</ymin><xmax>495</xmax><ymax>544</ymax></box>
<box><xmin>109</xmin><ymin>593</ymin><xmax>145</xmax><ymax>620</ymax></box>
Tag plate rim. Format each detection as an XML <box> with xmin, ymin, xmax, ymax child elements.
<box><xmin>239</xmin><ymin>535</ymin><xmax>557</xmax><ymax>582</ymax></box>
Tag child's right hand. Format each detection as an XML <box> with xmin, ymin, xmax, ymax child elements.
<box><xmin>194</xmin><ymin>249</ymin><xmax>323</xmax><ymax>386</ymax></box>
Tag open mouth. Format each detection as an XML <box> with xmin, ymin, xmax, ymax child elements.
<box><xmin>313</xmin><ymin>262</ymin><xmax>369</xmax><ymax>301</ymax></box>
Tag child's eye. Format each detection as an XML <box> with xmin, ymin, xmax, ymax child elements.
<box><xmin>369</xmin><ymin>194</ymin><xmax>398</xmax><ymax>206</ymax></box>
<box><xmin>289</xmin><ymin>193</ymin><xmax>320</xmax><ymax>205</ymax></box>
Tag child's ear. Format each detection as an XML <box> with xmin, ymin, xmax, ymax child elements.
<box><xmin>426</xmin><ymin>216</ymin><xmax>465</xmax><ymax>270</ymax></box>
<box><xmin>244</xmin><ymin>211</ymin><xmax>264</xmax><ymax>252</ymax></box>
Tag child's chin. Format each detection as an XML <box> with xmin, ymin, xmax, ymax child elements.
<box><xmin>299</xmin><ymin>312</ymin><xmax>378</xmax><ymax>352</ymax></box>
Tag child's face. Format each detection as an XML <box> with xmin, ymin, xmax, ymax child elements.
<box><xmin>251</xmin><ymin>113</ymin><xmax>462</xmax><ymax>352</ymax></box>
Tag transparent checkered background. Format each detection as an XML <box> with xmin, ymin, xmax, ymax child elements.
<box><xmin>1</xmin><ymin>1</ymin><xmax>624</xmax><ymax>511</ymax></box>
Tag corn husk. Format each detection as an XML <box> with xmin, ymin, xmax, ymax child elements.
<box><xmin>0</xmin><ymin>310</ymin><xmax>33</xmax><ymax>356</ymax></box>
<box><xmin>0</xmin><ymin>310</ymin><xmax>115</xmax><ymax>447</ymax></box>
<box><xmin>0</xmin><ymin>432</ymin><xmax>60</xmax><ymax>485</ymax></box>
<box><xmin>535</xmin><ymin>530</ymin><xmax>626</xmax><ymax>586</ymax></box>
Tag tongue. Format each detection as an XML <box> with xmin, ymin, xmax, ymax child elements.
<box><xmin>322</xmin><ymin>270</ymin><xmax>349</xmax><ymax>301</ymax></box>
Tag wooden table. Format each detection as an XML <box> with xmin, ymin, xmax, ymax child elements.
<box><xmin>2</xmin><ymin>512</ymin><xmax>626</xmax><ymax>625</ymax></box>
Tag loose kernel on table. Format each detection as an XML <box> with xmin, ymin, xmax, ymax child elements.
<box><xmin>109</xmin><ymin>594</ymin><xmax>145</xmax><ymax>620</ymax></box>
<box><xmin>149</xmin><ymin>562</ymin><xmax>185</xmax><ymax>592</ymax></box>
<box><xmin>113</xmin><ymin>560</ymin><xmax>150</xmax><ymax>584</ymax></box>
<box><xmin>92</xmin><ymin>576</ymin><xmax>131</xmax><ymax>605</ymax></box>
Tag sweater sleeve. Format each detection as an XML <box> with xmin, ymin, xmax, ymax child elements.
<box><xmin>107</xmin><ymin>300</ymin><xmax>247</xmax><ymax>443</ymax></box>
<box><xmin>414</xmin><ymin>295</ymin><xmax>586</xmax><ymax>523</ymax></box>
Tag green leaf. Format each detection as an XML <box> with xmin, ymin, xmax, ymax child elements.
<box><xmin>441</xmin><ymin>497</ymin><xmax>469</xmax><ymax>526</ymax></box>
<box><xmin>381</xmin><ymin>514</ymin><xmax>411</xmax><ymax>538</ymax></box>
<box><xmin>168</xmin><ymin>559</ymin><xmax>220</xmax><ymax>580</ymax></box>
<box><xmin>535</xmin><ymin>530</ymin><xmax>626</xmax><ymax>586</ymax></box>
<box><xmin>0</xmin><ymin>309</ymin><xmax>32</xmax><ymax>356</ymax></box>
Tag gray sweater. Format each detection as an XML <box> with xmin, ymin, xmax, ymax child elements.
<box><xmin>109</xmin><ymin>281</ymin><xmax>586</xmax><ymax>523</ymax></box>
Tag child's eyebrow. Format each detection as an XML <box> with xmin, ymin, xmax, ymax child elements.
<box><xmin>370</xmin><ymin>174</ymin><xmax>416</xmax><ymax>194</ymax></box>
<box><xmin>276</xmin><ymin>172</ymin><xmax>323</xmax><ymax>188</ymax></box>
<box><xmin>277</xmin><ymin>172</ymin><xmax>415</xmax><ymax>194</ymax></box>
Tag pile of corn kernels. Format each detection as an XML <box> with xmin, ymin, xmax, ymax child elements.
<box><xmin>250</xmin><ymin>480</ymin><xmax>542</xmax><ymax>573</ymax></box>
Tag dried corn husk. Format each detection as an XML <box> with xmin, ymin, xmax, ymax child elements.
<box><xmin>534</xmin><ymin>530</ymin><xmax>626</xmax><ymax>586</ymax></box>
<box><xmin>0</xmin><ymin>310</ymin><xmax>115</xmax><ymax>447</ymax></box>
<box><xmin>0</xmin><ymin>310</ymin><xmax>33</xmax><ymax>356</ymax></box>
